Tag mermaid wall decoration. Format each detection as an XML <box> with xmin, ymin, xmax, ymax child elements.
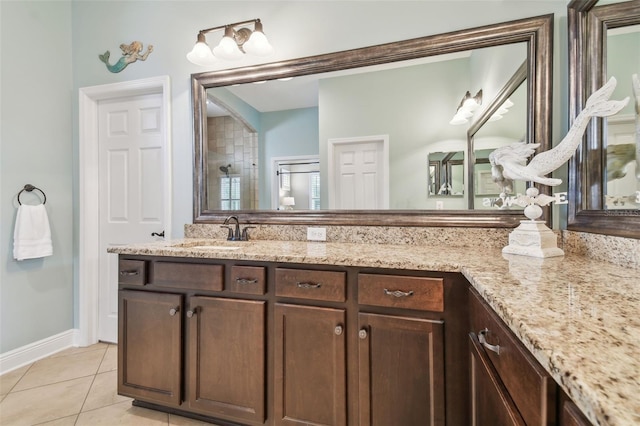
<box><xmin>99</xmin><ymin>41</ymin><xmax>153</xmax><ymax>73</ymax></box>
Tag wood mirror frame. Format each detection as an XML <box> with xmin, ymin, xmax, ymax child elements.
<box><xmin>192</xmin><ymin>14</ymin><xmax>553</xmax><ymax>227</ymax></box>
<box><xmin>567</xmin><ymin>0</ymin><xmax>640</xmax><ymax>238</ymax></box>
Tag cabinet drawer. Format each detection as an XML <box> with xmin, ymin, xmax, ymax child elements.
<box><xmin>118</xmin><ymin>259</ymin><xmax>146</xmax><ymax>285</ymax></box>
<box><xmin>228</xmin><ymin>265</ymin><xmax>266</xmax><ymax>295</ymax></box>
<box><xmin>152</xmin><ymin>262</ymin><xmax>224</xmax><ymax>291</ymax></box>
<box><xmin>275</xmin><ymin>268</ymin><xmax>346</xmax><ymax>302</ymax></box>
<box><xmin>358</xmin><ymin>274</ymin><xmax>444</xmax><ymax>312</ymax></box>
<box><xmin>469</xmin><ymin>289</ymin><xmax>555</xmax><ymax>426</ymax></box>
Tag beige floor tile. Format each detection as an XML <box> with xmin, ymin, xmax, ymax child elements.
<box><xmin>82</xmin><ymin>370</ymin><xmax>131</xmax><ymax>412</ymax></box>
<box><xmin>76</xmin><ymin>400</ymin><xmax>168</xmax><ymax>425</ymax></box>
<box><xmin>49</xmin><ymin>343</ymin><xmax>109</xmax><ymax>358</ymax></box>
<box><xmin>0</xmin><ymin>364</ymin><xmax>32</xmax><ymax>396</ymax></box>
<box><xmin>0</xmin><ymin>376</ymin><xmax>93</xmax><ymax>425</ymax></box>
<box><xmin>13</xmin><ymin>348</ymin><xmax>105</xmax><ymax>391</ymax></box>
<box><xmin>36</xmin><ymin>414</ymin><xmax>79</xmax><ymax>425</ymax></box>
<box><xmin>98</xmin><ymin>344</ymin><xmax>117</xmax><ymax>373</ymax></box>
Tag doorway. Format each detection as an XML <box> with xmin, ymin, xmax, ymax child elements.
<box><xmin>78</xmin><ymin>76</ymin><xmax>172</xmax><ymax>346</ymax></box>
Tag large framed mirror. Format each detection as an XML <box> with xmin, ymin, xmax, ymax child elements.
<box><xmin>192</xmin><ymin>14</ymin><xmax>552</xmax><ymax>226</ymax></box>
<box><xmin>568</xmin><ymin>0</ymin><xmax>640</xmax><ymax>238</ymax></box>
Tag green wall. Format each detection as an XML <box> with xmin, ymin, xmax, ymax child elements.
<box><xmin>1</xmin><ymin>1</ymin><xmax>74</xmax><ymax>353</ymax></box>
<box><xmin>1</xmin><ymin>0</ymin><xmax>569</xmax><ymax>355</ymax></box>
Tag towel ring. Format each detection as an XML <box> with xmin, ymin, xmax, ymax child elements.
<box><xmin>17</xmin><ymin>184</ymin><xmax>46</xmax><ymax>205</ymax></box>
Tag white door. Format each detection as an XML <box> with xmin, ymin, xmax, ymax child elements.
<box><xmin>97</xmin><ymin>93</ymin><xmax>165</xmax><ymax>342</ymax></box>
<box><xmin>328</xmin><ymin>135</ymin><xmax>389</xmax><ymax>209</ymax></box>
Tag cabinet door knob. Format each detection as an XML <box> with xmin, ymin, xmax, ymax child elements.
<box><xmin>478</xmin><ymin>328</ymin><xmax>500</xmax><ymax>355</ymax></box>
<box><xmin>186</xmin><ymin>308</ymin><xmax>197</xmax><ymax>318</ymax></box>
<box><xmin>169</xmin><ymin>306</ymin><xmax>180</xmax><ymax>316</ymax></box>
<box><xmin>334</xmin><ymin>325</ymin><xmax>343</xmax><ymax>336</ymax></box>
<box><xmin>358</xmin><ymin>329</ymin><xmax>368</xmax><ymax>339</ymax></box>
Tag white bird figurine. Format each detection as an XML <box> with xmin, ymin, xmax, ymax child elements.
<box><xmin>489</xmin><ymin>76</ymin><xmax>629</xmax><ymax>193</ymax></box>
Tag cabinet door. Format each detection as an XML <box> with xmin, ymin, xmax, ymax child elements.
<box><xmin>358</xmin><ymin>312</ymin><xmax>445</xmax><ymax>426</ymax></box>
<box><xmin>469</xmin><ymin>332</ymin><xmax>526</xmax><ymax>426</ymax></box>
<box><xmin>186</xmin><ymin>296</ymin><xmax>266</xmax><ymax>424</ymax></box>
<box><xmin>274</xmin><ymin>303</ymin><xmax>346</xmax><ymax>426</ymax></box>
<box><xmin>118</xmin><ymin>290</ymin><xmax>183</xmax><ymax>406</ymax></box>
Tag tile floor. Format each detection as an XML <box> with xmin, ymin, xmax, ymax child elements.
<box><xmin>0</xmin><ymin>343</ymin><xmax>215</xmax><ymax>425</ymax></box>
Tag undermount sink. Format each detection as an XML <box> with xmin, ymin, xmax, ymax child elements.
<box><xmin>191</xmin><ymin>245</ymin><xmax>242</xmax><ymax>251</ymax></box>
<box><xmin>172</xmin><ymin>240</ymin><xmax>245</xmax><ymax>250</ymax></box>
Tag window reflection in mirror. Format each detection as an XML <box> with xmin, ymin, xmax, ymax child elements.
<box><xmin>604</xmin><ymin>23</ymin><xmax>640</xmax><ymax>210</ymax></box>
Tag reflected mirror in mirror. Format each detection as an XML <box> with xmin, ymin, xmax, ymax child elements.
<box><xmin>605</xmin><ymin>23</ymin><xmax>640</xmax><ymax>210</ymax></box>
<box><xmin>203</xmin><ymin>42</ymin><xmax>527</xmax><ymax>211</ymax></box>
<box><xmin>429</xmin><ymin>151</ymin><xmax>464</xmax><ymax>197</ymax></box>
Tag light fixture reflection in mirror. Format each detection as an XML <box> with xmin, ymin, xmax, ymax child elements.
<box><xmin>192</xmin><ymin>14</ymin><xmax>553</xmax><ymax>227</ymax></box>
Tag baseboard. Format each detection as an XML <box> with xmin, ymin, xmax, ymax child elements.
<box><xmin>0</xmin><ymin>329</ymin><xmax>80</xmax><ymax>375</ymax></box>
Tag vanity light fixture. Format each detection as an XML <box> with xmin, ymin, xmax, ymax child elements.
<box><xmin>187</xmin><ymin>19</ymin><xmax>274</xmax><ymax>66</ymax></box>
<box><xmin>449</xmin><ymin>90</ymin><xmax>482</xmax><ymax>125</ymax></box>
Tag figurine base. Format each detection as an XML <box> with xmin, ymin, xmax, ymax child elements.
<box><xmin>502</xmin><ymin>220</ymin><xmax>564</xmax><ymax>258</ymax></box>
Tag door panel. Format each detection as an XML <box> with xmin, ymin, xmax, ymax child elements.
<box><xmin>329</xmin><ymin>136</ymin><xmax>388</xmax><ymax>209</ymax></box>
<box><xmin>118</xmin><ymin>290</ymin><xmax>182</xmax><ymax>406</ymax></box>
<box><xmin>274</xmin><ymin>303</ymin><xmax>346</xmax><ymax>426</ymax></box>
<box><xmin>187</xmin><ymin>296</ymin><xmax>266</xmax><ymax>423</ymax></box>
<box><xmin>358</xmin><ymin>312</ymin><xmax>445</xmax><ymax>426</ymax></box>
<box><xmin>469</xmin><ymin>332</ymin><xmax>525</xmax><ymax>426</ymax></box>
<box><xmin>98</xmin><ymin>93</ymin><xmax>164</xmax><ymax>343</ymax></box>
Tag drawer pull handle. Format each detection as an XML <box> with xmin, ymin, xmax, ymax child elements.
<box><xmin>296</xmin><ymin>282</ymin><xmax>322</xmax><ymax>289</ymax></box>
<box><xmin>334</xmin><ymin>325</ymin><xmax>343</xmax><ymax>336</ymax></box>
<box><xmin>236</xmin><ymin>278</ymin><xmax>258</xmax><ymax>285</ymax></box>
<box><xmin>169</xmin><ymin>306</ymin><xmax>180</xmax><ymax>316</ymax></box>
<box><xmin>358</xmin><ymin>329</ymin><xmax>368</xmax><ymax>339</ymax></box>
<box><xmin>383</xmin><ymin>288</ymin><xmax>414</xmax><ymax>298</ymax></box>
<box><xmin>119</xmin><ymin>270</ymin><xmax>139</xmax><ymax>276</ymax></box>
<box><xmin>478</xmin><ymin>328</ymin><xmax>500</xmax><ymax>355</ymax></box>
<box><xmin>187</xmin><ymin>307</ymin><xmax>198</xmax><ymax>318</ymax></box>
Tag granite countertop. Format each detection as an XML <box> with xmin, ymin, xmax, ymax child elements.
<box><xmin>109</xmin><ymin>239</ymin><xmax>640</xmax><ymax>426</ymax></box>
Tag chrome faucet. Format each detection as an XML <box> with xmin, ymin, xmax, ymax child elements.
<box><xmin>222</xmin><ymin>215</ymin><xmax>255</xmax><ymax>241</ymax></box>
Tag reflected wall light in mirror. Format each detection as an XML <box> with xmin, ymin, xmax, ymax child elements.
<box><xmin>187</xmin><ymin>18</ymin><xmax>274</xmax><ymax>66</ymax></box>
<box><xmin>192</xmin><ymin>14</ymin><xmax>553</xmax><ymax>227</ymax></box>
<box><xmin>450</xmin><ymin>90</ymin><xmax>483</xmax><ymax>125</ymax></box>
<box><xmin>568</xmin><ymin>0</ymin><xmax>640</xmax><ymax>239</ymax></box>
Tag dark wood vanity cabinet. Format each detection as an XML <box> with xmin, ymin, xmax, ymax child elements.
<box><xmin>469</xmin><ymin>288</ymin><xmax>559</xmax><ymax>426</ymax></box>
<box><xmin>117</xmin><ymin>257</ymin><xmax>469</xmax><ymax>425</ymax></box>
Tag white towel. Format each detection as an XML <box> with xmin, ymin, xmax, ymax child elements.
<box><xmin>13</xmin><ymin>204</ymin><xmax>53</xmax><ymax>261</ymax></box>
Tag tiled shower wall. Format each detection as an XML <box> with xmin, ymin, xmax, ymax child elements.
<box><xmin>207</xmin><ymin>116</ymin><xmax>259</xmax><ymax>209</ymax></box>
